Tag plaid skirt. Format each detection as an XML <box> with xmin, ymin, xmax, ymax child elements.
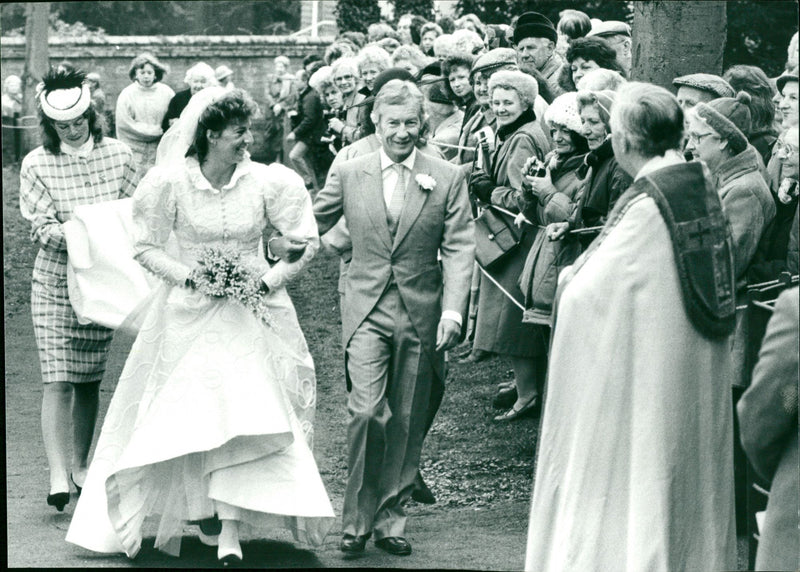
<box><xmin>30</xmin><ymin>249</ymin><xmax>113</xmax><ymax>384</ymax></box>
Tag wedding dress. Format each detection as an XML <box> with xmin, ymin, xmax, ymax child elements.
<box><xmin>66</xmin><ymin>154</ymin><xmax>335</xmax><ymax>558</ymax></box>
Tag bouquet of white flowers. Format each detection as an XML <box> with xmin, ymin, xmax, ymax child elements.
<box><xmin>188</xmin><ymin>246</ymin><xmax>272</xmax><ymax>325</ymax></box>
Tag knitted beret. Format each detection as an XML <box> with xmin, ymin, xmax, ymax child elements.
<box><xmin>513</xmin><ymin>11</ymin><xmax>557</xmax><ymax>45</ymax></box>
<box><xmin>672</xmin><ymin>73</ymin><xmax>735</xmax><ymax>98</ymax></box>
<box><xmin>694</xmin><ymin>91</ymin><xmax>753</xmax><ymax>154</ymax></box>
<box><xmin>470</xmin><ymin>48</ymin><xmax>518</xmax><ymax>78</ymax></box>
<box><xmin>776</xmin><ymin>70</ymin><xmax>798</xmax><ymax>94</ymax></box>
<box><xmin>545</xmin><ymin>92</ymin><xmax>583</xmax><ymax>134</ymax></box>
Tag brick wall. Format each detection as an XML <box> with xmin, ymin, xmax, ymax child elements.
<box><xmin>1</xmin><ymin>35</ymin><xmax>332</xmax><ymax>160</ymax></box>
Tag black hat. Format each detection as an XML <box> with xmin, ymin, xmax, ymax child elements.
<box><xmin>513</xmin><ymin>11</ymin><xmax>557</xmax><ymax>45</ymax></box>
<box><xmin>372</xmin><ymin>67</ymin><xmax>416</xmax><ymax>96</ymax></box>
<box><xmin>426</xmin><ymin>81</ymin><xmax>452</xmax><ymax>105</ymax></box>
<box><xmin>416</xmin><ymin>61</ymin><xmax>442</xmax><ymax>82</ymax></box>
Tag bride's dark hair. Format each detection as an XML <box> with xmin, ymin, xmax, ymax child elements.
<box><xmin>187</xmin><ymin>89</ymin><xmax>259</xmax><ymax>162</ymax></box>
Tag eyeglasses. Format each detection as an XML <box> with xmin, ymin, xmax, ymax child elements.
<box><xmin>335</xmin><ymin>75</ymin><xmax>355</xmax><ymax>82</ymax></box>
<box><xmin>687</xmin><ymin>132</ymin><xmax>718</xmax><ymax>144</ymax></box>
<box><xmin>774</xmin><ymin>139</ymin><xmax>799</xmax><ymax>156</ymax></box>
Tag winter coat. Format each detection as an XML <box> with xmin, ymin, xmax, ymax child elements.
<box><xmin>470</xmin><ymin>108</ymin><xmax>552</xmax><ymax>357</ymax></box>
<box><xmin>292</xmin><ymin>86</ymin><xmax>326</xmax><ymax>146</ymax></box>
<box><xmin>749</xmin><ymin>128</ymin><xmax>778</xmax><ymax>166</ymax></box>
<box><xmin>748</xmin><ymin>183</ymin><xmax>799</xmax><ymax>283</ymax></box>
<box><xmin>568</xmin><ymin>137</ymin><xmax>633</xmax><ymax>249</ymax></box>
<box><xmin>517</xmin><ymin>151</ymin><xmax>586</xmax><ymax>325</ymax></box>
<box><xmin>713</xmin><ymin>145</ymin><xmax>776</xmax><ymax>287</ymax></box>
<box><xmin>712</xmin><ymin>145</ymin><xmax>776</xmax><ymax>388</ymax></box>
<box><xmin>737</xmin><ymin>288</ymin><xmax>799</xmax><ymax>572</ymax></box>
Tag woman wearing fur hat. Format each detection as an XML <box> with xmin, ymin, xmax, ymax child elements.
<box><xmin>468</xmin><ymin>69</ymin><xmax>552</xmax><ymax>421</ymax></box>
<box><xmin>549</xmin><ymin>90</ymin><xmax>633</xmax><ymax>250</ymax></box>
<box><xmin>19</xmin><ymin>67</ymin><xmax>139</xmax><ymax>513</ymax></box>
<box><xmin>115</xmin><ymin>53</ymin><xmax>174</xmax><ymax>180</ymax></box>
<box><xmin>517</xmin><ymin>92</ymin><xmax>589</xmax><ymax>328</ymax></box>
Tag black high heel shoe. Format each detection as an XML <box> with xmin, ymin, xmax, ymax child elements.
<box><xmin>47</xmin><ymin>492</ymin><xmax>70</xmax><ymax>512</ymax></box>
<box><xmin>70</xmin><ymin>473</ymin><xmax>82</xmax><ymax>496</ymax></box>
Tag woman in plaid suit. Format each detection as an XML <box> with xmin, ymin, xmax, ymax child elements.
<box><xmin>19</xmin><ymin>67</ymin><xmax>138</xmax><ymax>513</ymax></box>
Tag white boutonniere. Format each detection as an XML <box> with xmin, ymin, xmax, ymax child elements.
<box><xmin>415</xmin><ymin>173</ymin><xmax>437</xmax><ymax>192</ymax></box>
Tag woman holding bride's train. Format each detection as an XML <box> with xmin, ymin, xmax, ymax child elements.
<box><xmin>66</xmin><ymin>87</ymin><xmax>334</xmax><ymax>565</ymax></box>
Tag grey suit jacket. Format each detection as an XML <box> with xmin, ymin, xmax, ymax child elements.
<box><xmin>314</xmin><ymin>149</ymin><xmax>475</xmax><ymax>365</ymax></box>
<box><xmin>738</xmin><ymin>287</ymin><xmax>799</xmax><ymax>570</ymax></box>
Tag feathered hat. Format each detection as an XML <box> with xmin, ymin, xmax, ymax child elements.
<box><xmin>38</xmin><ymin>67</ymin><xmax>92</xmax><ymax>121</ymax></box>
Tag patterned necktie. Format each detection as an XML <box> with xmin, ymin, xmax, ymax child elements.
<box><xmin>387</xmin><ymin>163</ymin><xmax>407</xmax><ymax>233</ymax></box>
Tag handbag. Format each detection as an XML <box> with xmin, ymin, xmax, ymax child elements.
<box><xmin>474</xmin><ymin>206</ymin><xmax>523</xmax><ymax>269</ymax></box>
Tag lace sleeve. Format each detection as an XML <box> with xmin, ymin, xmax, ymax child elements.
<box><xmin>131</xmin><ymin>169</ymin><xmax>192</xmax><ymax>285</ymax></box>
<box><xmin>259</xmin><ymin>164</ymin><xmax>320</xmax><ymax>291</ymax></box>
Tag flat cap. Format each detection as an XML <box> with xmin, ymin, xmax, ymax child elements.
<box><xmin>672</xmin><ymin>73</ymin><xmax>735</xmax><ymax>98</ymax></box>
<box><xmin>471</xmin><ymin>47</ymin><xmax>518</xmax><ymax>77</ymax></box>
<box><xmin>587</xmin><ymin>20</ymin><xmax>631</xmax><ymax>38</ymax></box>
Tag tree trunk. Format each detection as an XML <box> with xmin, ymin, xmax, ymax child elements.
<box><xmin>631</xmin><ymin>1</ymin><xmax>726</xmax><ymax>90</ymax></box>
<box><xmin>22</xmin><ymin>2</ymin><xmax>49</xmax><ymax>152</ymax></box>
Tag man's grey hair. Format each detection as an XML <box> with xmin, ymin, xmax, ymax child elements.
<box><xmin>371</xmin><ymin>79</ymin><xmax>426</xmax><ymax>124</ymax></box>
<box><xmin>610</xmin><ymin>82</ymin><xmax>684</xmax><ymax>158</ymax></box>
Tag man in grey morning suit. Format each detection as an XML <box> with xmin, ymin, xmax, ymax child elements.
<box><xmin>313</xmin><ymin>79</ymin><xmax>475</xmax><ymax>557</ymax></box>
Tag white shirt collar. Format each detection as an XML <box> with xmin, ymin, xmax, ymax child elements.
<box><xmin>60</xmin><ymin>137</ymin><xmax>94</xmax><ymax>158</ymax></box>
<box><xmin>634</xmin><ymin>149</ymin><xmax>685</xmax><ymax>181</ymax></box>
<box><xmin>380</xmin><ymin>147</ymin><xmax>417</xmax><ymax>172</ymax></box>
<box><xmin>186</xmin><ymin>154</ymin><xmax>252</xmax><ymax>194</ymax></box>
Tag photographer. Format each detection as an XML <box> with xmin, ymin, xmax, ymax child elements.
<box><xmin>309</xmin><ymin>66</ymin><xmax>345</xmax><ymax>165</ymax></box>
<box><xmin>517</xmin><ymin>92</ymin><xmax>589</xmax><ymax>327</ymax></box>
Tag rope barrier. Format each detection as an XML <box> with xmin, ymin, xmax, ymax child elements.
<box><xmin>426</xmin><ymin>140</ymin><xmax>475</xmax><ymax>152</ymax></box>
<box><xmin>484</xmin><ymin>203</ymin><xmax>603</xmax><ymax>236</ymax></box>
<box><xmin>476</xmin><ymin>262</ymin><xmax>526</xmax><ymax>311</ymax></box>
<box><xmin>2</xmin><ymin>123</ymin><xmax>39</xmax><ymax>130</ymax></box>
<box><xmin>2</xmin><ymin>115</ymin><xmax>39</xmax><ymax>130</ymax></box>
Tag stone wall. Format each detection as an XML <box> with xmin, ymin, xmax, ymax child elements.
<box><xmin>1</xmin><ymin>35</ymin><xmax>332</xmax><ymax>160</ymax></box>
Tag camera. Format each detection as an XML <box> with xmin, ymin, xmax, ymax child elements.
<box><xmin>527</xmin><ymin>158</ymin><xmax>547</xmax><ymax>178</ymax></box>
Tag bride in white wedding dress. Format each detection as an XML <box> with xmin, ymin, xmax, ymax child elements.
<box><xmin>66</xmin><ymin>87</ymin><xmax>334</xmax><ymax>565</ymax></box>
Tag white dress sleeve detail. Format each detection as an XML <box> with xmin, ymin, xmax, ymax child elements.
<box><xmin>259</xmin><ymin>164</ymin><xmax>320</xmax><ymax>291</ymax></box>
<box><xmin>132</xmin><ymin>168</ymin><xmax>192</xmax><ymax>285</ymax></box>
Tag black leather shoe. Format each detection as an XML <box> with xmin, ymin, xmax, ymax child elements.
<box><xmin>340</xmin><ymin>534</ymin><xmax>369</xmax><ymax>557</ymax></box>
<box><xmin>47</xmin><ymin>492</ymin><xmax>70</xmax><ymax>512</ymax></box>
<box><xmin>411</xmin><ymin>473</ymin><xmax>436</xmax><ymax>504</ymax></box>
<box><xmin>375</xmin><ymin>537</ymin><xmax>412</xmax><ymax>556</ymax></box>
